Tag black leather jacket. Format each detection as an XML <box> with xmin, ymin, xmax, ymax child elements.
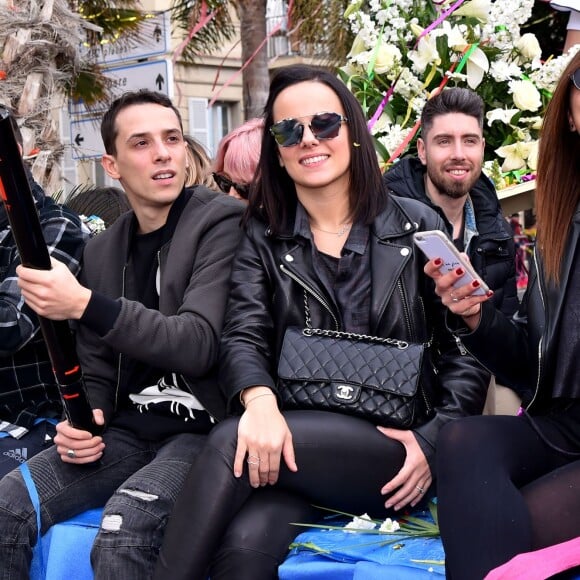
<box><xmin>458</xmin><ymin>203</ymin><xmax>580</xmax><ymax>412</ymax></box>
<box><xmin>384</xmin><ymin>157</ymin><xmax>518</xmax><ymax>317</ymax></box>
<box><xmin>219</xmin><ymin>195</ymin><xmax>490</xmax><ymax>467</ymax></box>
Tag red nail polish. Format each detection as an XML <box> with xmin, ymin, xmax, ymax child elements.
<box><xmin>486</xmin><ymin>290</ymin><xmax>494</xmax><ymax>297</ymax></box>
<box><xmin>434</xmin><ymin>258</ymin><xmax>443</xmax><ymax>267</ymax></box>
<box><xmin>472</xmin><ymin>280</ymin><xmax>480</xmax><ymax>288</ymax></box>
<box><xmin>455</xmin><ymin>268</ymin><xmax>464</xmax><ymax>276</ymax></box>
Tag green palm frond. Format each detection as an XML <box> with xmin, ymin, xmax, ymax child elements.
<box><xmin>289</xmin><ymin>0</ymin><xmax>354</xmax><ymax>66</ymax></box>
<box><xmin>170</xmin><ymin>0</ymin><xmax>236</xmax><ymax>62</ymax></box>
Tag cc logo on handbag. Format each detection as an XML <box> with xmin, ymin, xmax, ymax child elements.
<box><xmin>335</xmin><ymin>385</ymin><xmax>355</xmax><ymax>400</ymax></box>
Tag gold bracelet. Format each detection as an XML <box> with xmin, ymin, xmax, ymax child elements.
<box><xmin>243</xmin><ymin>392</ymin><xmax>276</xmax><ymax>408</ymax></box>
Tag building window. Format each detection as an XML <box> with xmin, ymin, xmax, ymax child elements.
<box><xmin>188</xmin><ymin>98</ymin><xmax>235</xmax><ymax>156</ymax></box>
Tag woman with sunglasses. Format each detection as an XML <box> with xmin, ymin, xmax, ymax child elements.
<box><xmin>423</xmin><ymin>51</ymin><xmax>580</xmax><ymax>579</ymax></box>
<box><xmin>212</xmin><ymin>117</ymin><xmax>264</xmax><ymax>201</ymax></box>
<box><xmin>154</xmin><ymin>64</ymin><xmax>489</xmax><ymax>580</ymax></box>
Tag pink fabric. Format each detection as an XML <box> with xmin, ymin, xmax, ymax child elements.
<box><xmin>485</xmin><ymin>537</ymin><xmax>580</xmax><ymax>580</ymax></box>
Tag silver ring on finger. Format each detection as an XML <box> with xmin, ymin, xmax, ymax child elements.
<box><xmin>416</xmin><ymin>485</ymin><xmax>424</xmax><ymax>494</ymax></box>
<box><xmin>247</xmin><ymin>454</ymin><xmax>260</xmax><ymax>466</ymax></box>
<box><xmin>450</xmin><ymin>290</ymin><xmax>460</xmax><ymax>303</ymax></box>
<box><xmin>66</xmin><ymin>449</ymin><xmax>76</xmax><ymax>459</ymax></box>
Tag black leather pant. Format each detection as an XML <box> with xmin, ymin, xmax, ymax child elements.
<box><xmin>154</xmin><ymin>410</ymin><xmax>408</xmax><ymax>580</ymax></box>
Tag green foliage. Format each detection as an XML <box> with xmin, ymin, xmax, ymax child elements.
<box><xmin>170</xmin><ymin>0</ymin><xmax>236</xmax><ymax>61</ymax></box>
<box><xmin>78</xmin><ymin>1</ymin><xmax>146</xmax><ymax>38</ymax></box>
<box><xmin>290</xmin><ymin>0</ymin><xmax>354</xmax><ymax>66</ymax></box>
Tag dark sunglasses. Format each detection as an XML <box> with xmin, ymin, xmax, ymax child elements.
<box><xmin>269</xmin><ymin>112</ymin><xmax>348</xmax><ymax>147</ymax></box>
<box><xmin>570</xmin><ymin>68</ymin><xmax>580</xmax><ymax>90</ymax></box>
<box><xmin>212</xmin><ymin>172</ymin><xmax>249</xmax><ymax>199</ymax></box>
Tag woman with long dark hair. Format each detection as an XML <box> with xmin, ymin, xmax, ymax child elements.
<box><xmin>425</xmin><ymin>50</ymin><xmax>580</xmax><ymax>579</ymax></box>
<box><xmin>154</xmin><ymin>64</ymin><xmax>489</xmax><ymax>580</ymax></box>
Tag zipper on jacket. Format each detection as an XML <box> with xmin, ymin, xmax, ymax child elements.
<box><xmin>453</xmin><ymin>335</ymin><xmax>468</xmax><ymax>355</ymax></box>
<box><xmin>280</xmin><ymin>264</ymin><xmax>340</xmax><ymax>330</ymax></box>
<box><xmin>396</xmin><ymin>280</ymin><xmax>415</xmax><ymax>342</ymax></box>
<box><xmin>526</xmin><ymin>245</ymin><xmax>546</xmax><ymax>412</ymax></box>
<box><xmin>114</xmin><ymin>264</ymin><xmax>128</xmax><ymax>412</ymax></box>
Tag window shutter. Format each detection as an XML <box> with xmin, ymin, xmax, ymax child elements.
<box><xmin>188</xmin><ymin>98</ymin><xmax>210</xmax><ymax>151</ymax></box>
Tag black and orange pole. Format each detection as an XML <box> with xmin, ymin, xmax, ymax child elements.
<box><xmin>0</xmin><ymin>106</ymin><xmax>98</xmax><ymax>434</ymax></box>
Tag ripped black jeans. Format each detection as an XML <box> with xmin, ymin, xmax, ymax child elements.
<box><xmin>0</xmin><ymin>426</ymin><xmax>206</xmax><ymax>580</ymax></box>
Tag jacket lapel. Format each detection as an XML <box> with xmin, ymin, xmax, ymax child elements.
<box><xmin>369</xmin><ymin>199</ymin><xmax>415</xmax><ymax>331</ymax></box>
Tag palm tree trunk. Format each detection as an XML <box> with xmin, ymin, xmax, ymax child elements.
<box><xmin>236</xmin><ymin>0</ymin><xmax>269</xmax><ymax>119</ymax></box>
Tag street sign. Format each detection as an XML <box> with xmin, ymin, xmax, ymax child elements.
<box><xmin>80</xmin><ymin>12</ymin><xmax>170</xmax><ymax>66</ymax></box>
<box><xmin>69</xmin><ymin>59</ymin><xmax>173</xmax><ymax>116</ymax></box>
<box><xmin>69</xmin><ymin>116</ymin><xmax>104</xmax><ymax>160</ymax></box>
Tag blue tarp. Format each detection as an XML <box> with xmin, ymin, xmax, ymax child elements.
<box><xmin>279</xmin><ymin>510</ymin><xmax>445</xmax><ymax>579</ymax></box>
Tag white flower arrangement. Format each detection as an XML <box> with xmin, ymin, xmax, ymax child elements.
<box><xmin>292</xmin><ymin>502</ymin><xmax>440</xmax><ymax>540</ymax></box>
<box><xmin>343</xmin><ymin>513</ymin><xmax>402</xmax><ymax>533</ymax></box>
<box><xmin>341</xmin><ymin>0</ymin><xmax>580</xmax><ymax>188</ymax></box>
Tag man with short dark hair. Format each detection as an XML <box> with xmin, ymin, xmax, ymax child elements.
<box><xmin>0</xmin><ymin>90</ymin><xmax>244</xmax><ymax>578</ymax></box>
<box><xmin>0</xmin><ymin>112</ymin><xmax>89</xmax><ymax>476</ymax></box>
<box><xmin>384</xmin><ymin>87</ymin><xmax>518</xmax><ymax>317</ymax></box>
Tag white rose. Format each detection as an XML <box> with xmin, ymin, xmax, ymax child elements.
<box><xmin>373</xmin><ymin>43</ymin><xmax>402</xmax><ymax>74</ymax></box>
<box><xmin>510</xmin><ymin>80</ymin><xmax>542</xmax><ymax>112</ymax></box>
<box><xmin>516</xmin><ymin>33</ymin><xmax>542</xmax><ymax>61</ymax></box>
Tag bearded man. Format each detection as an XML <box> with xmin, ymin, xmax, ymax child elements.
<box><xmin>384</xmin><ymin>87</ymin><xmax>518</xmax><ymax>317</ymax></box>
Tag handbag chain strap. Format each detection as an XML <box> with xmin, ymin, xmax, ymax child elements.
<box><xmin>302</xmin><ymin>291</ymin><xmax>410</xmax><ymax>351</ymax></box>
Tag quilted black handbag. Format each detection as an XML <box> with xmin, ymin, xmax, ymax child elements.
<box><xmin>277</xmin><ymin>295</ymin><xmax>429</xmax><ymax>428</ymax></box>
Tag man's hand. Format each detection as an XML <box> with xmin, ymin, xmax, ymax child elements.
<box><xmin>54</xmin><ymin>410</ymin><xmax>106</xmax><ymax>464</ymax></box>
<box><xmin>378</xmin><ymin>427</ymin><xmax>432</xmax><ymax>510</ymax></box>
<box><xmin>17</xmin><ymin>257</ymin><xmax>91</xmax><ymax>320</ymax></box>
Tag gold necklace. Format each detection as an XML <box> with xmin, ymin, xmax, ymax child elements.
<box><xmin>310</xmin><ymin>223</ymin><xmax>352</xmax><ymax>237</ymax></box>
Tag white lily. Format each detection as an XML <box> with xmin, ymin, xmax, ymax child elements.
<box><xmin>486</xmin><ymin>108</ymin><xmax>520</xmax><ymax>127</ymax></box>
<box><xmin>409</xmin><ymin>22</ymin><xmax>424</xmax><ymax>38</ymax></box>
<box><xmin>454</xmin><ymin>0</ymin><xmax>491</xmax><ymax>22</ymax></box>
<box><xmin>526</xmin><ymin>140</ymin><xmax>539</xmax><ymax>171</ymax></box>
<box><xmin>348</xmin><ymin>31</ymin><xmax>367</xmax><ymax>59</ymax></box>
<box><xmin>466</xmin><ymin>46</ymin><xmax>489</xmax><ymax>89</ymax></box>
<box><xmin>431</xmin><ymin>22</ymin><xmax>488</xmax><ymax>88</ymax></box>
<box><xmin>408</xmin><ymin>35</ymin><xmax>440</xmax><ymax>74</ymax></box>
<box><xmin>495</xmin><ymin>141</ymin><xmax>535</xmax><ymax>172</ymax></box>
<box><xmin>434</xmin><ymin>21</ymin><xmax>467</xmax><ymax>51</ymax></box>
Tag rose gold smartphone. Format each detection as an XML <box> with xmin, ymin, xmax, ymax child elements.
<box><xmin>413</xmin><ymin>230</ymin><xmax>490</xmax><ymax>296</ymax></box>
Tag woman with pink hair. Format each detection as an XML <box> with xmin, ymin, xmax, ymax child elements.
<box><xmin>212</xmin><ymin>117</ymin><xmax>264</xmax><ymax>201</ymax></box>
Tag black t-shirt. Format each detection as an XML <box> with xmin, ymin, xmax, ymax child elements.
<box><xmin>117</xmin><ymin>225</ymin><xmax>166</xmax><ymax>400</ymax></box>
<box><xmin>110</xmin><ymin>190</ymin><xmax>214</xmax><ymax>439</ymax></box>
